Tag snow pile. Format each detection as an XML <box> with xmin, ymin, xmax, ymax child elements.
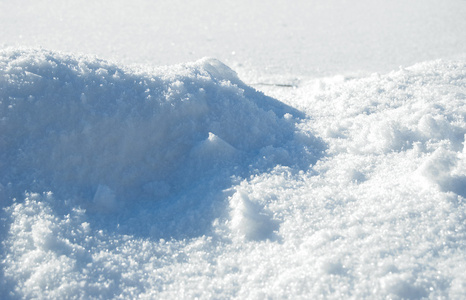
<box><xmin>1</xmin><ymin>51</ymin><xmax>466</xmax><ymax>299</ymax></box>
<box><xmin>0</xmin><ymin>48</ymin><xmax>316</xmax><ymax>212</ymax></box>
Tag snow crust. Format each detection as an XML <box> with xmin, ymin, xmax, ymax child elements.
<box><xmin>1</xmin><ymin>49</ymin><xmax>466</xmax><ymax>299</ymax></box>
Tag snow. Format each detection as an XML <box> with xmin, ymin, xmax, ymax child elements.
<box><xmin>0</xmin><ymin>49</ymin><xmax>314</xmax><ymax>206</ymax></box>
<box><xmin>1</xmin><ymin>1</ymin><xmax>466</xmax><ymax>299</ymax></box>
<box><xmin>2</xmin><ymin>0</ymin><xmax>466</xmax><ymax>78</ymax></box>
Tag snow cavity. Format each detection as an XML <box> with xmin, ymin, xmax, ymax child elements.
<box><xmin>0</xmin><ymin>49</ymin><xmax>318</xmax><ymax>212</ymax></box>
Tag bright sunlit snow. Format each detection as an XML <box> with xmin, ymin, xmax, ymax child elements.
<box><xmin>1</xmin><ymin>1</ymin><xmax>466</xmax><ymax>299</ymax></box>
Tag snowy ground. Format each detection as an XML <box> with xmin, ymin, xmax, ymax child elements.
<box><xmin>1</xmin><ymin>1</ymin><xmax>466</xmax><ymax>299</ymax></box>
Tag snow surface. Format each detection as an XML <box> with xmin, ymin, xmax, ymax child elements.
<box><xmin>1</xmin><ymin>1</ymin><xmax>466</xmax><ymax>299</ymax></box>
<box><xmin>1</xmin><ymin>49</ymin><xmax>465</xmax><ymax>300</ymax></box>
<box><xmin>2</xmin><ymin>0</ymin><xmax>466</xmax><ymax>78</ymax></box>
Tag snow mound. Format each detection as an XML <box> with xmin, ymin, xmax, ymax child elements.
<box><xmin>2</xmin><ymin>55</ymin><xmax>466</xmax><ymax>299</ymax></box>
<box><xmin>0</xmin><ymin>49</ymin><xmax>316</xmax><ymax>210</ymax></box>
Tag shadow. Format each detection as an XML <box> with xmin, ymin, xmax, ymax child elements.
<box><xmin>440</xmin><ymin>175</ymin><xmax>466</xmax><ymax>199</ymax></box>
<box><xmin>94</xmin><ymin>174</ymin><xmax>235</xmax><ymax>240</ymax></box>
<box><xmin>1</xmin><ymin>49</ymin><xmax>327</xmax><ymax>242</ymax></box>
<box><xmin>241</xmin><ymin>83</ymin><xmax>306</xmax><ymax>119</ymax></box>
<box><xmin>87</xmin><ymin>130</ymin><xmax>326</xmax><ymax>241</ymax></box>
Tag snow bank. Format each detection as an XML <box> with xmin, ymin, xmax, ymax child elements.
<box><xmin>0</xmin><ymin>49</ymin><xmax>316</xmax><ymax>212</ymax></box>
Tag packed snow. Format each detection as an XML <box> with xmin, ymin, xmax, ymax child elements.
<box><xmin>1</xmin><ymin>1</ymin><xmax>466</xmax><ymax>299</ymax></box>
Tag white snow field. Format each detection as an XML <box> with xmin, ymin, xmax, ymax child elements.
<box><xmin>1</xmin><ymin>1</ymin><xmax>466</xmax><ymax>299</ymax></box>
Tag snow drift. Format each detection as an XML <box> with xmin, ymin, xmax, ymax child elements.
<box><xmin>0</xmin><ymin>49</ymin><xmax>316</xmax><ymax>212</ymax></box>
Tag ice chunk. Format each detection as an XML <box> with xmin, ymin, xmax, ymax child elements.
<box><xmin>229</xmin><ymin>190</ymin><xmax>278</xmax><ymax>241</ymax></box>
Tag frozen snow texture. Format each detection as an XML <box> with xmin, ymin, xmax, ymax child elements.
<box><xmin>1</xmin><ymin>52</ymin><xmax>466</xmax><ymax>299</ymax></box>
